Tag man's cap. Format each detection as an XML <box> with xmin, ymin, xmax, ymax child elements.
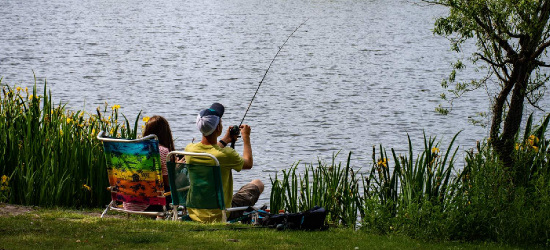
<box><xmin>196</xmin><ymin>103</ymin><xmax>225</xmax><ymax>136</ymax></box>
<box><xmin>209</xmin><ymin>103</ymin><xmax>225</xmax><ymax>118</ymax></box>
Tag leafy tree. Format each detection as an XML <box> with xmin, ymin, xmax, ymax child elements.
<box><xmin>432</xmin><ymin>0</ymin><xmax>550</xmax><ymax>172</ymax></box>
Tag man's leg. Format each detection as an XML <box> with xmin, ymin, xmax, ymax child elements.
<box><xmin>228</xmin><ymin>179</ymin><xmax>264</xmax><ymax>220</ymax></box>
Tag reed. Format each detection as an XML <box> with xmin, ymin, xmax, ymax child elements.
<box><xmin>270</xmin><ymin>132</ymin><xmax>461</xmax><ymax>229</ymax></box>
<box><xmin>269</xmin><ymin>152</ymin><xmax>363</xmax><ymax>227</ymax></box>
<box><xmin>0</xmin><ymin>79</ymin><xmax>141</xmax><ymax>207</ymax></box>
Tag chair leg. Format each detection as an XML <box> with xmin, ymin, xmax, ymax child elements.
<box><xmin>100</xmin><ymin>201</ymin><xmax>115</xmax><ymax>218</ymax></box>
<box><xmin>172</xmin><ymin>206</ymin><xmax>178</xmax><ymax>221</ymax></box>
<box><xmin>222</xmin><ymin>210</ymin><xmax>227</xmax><ymax>223</ymax></box>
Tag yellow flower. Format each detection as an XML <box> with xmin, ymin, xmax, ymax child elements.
<box><xmin>1</xmin><ymin>175</ymin><xmax>8</xmax><ymax>184</ymax></box>
<box><xmin>66</xmin><ymin>117</ymin><xmax>73</xmax><ymax>124</ymax></box>
<box><xmin>25</xmin><ymin>87</ymin><xmax>28</xmax><ymax>93</ymax></box>
<box><xmin>532</xmin><ymin>146</ymin><xmax>539</xmax><ymax>153</ymax></box>
<box><xmin>527</xmin><ymin>135</ymin><xmax>539</xmax><ymax>146</ymax></box>
<box><xmin>60</xmin><ymin>129</ymin><xmax>63</xmax><ymax>136</ymax></box>
<box><xmin>16</xmin><ymin>87</ymin><xmax>21</xmax><ymax>92</ymax></box>
<box><xmin>28</xmin><ymin>94</ymin><xmax>33</xmax><ymax>100</ymax></box>
<box><xmin>432</xmin><ymin>147</ymin><xmax>440</xmax><ymax>154</ymax></box>
<box><xmin>377</xmin><ymin>158</ymin><xmax>388</xmax><ymax>168</ymax></box>
<box><xmin>111</xmin><ymin>104</ymin><xmax>121</xmax><ymax>110</ymax></box>
<box><xmin>91</xmin><ymin>128</ymin><xmax>96</xmax><ymax>136</ymax></box>
<box><xmin>515</xmin><ymin>143</ymin><xmax>520</xmax><ymax>151</ymax></box>
<box><xmin>143</xmin><ymin>116</ymin><xmax>150</xmax><ymax>123</ymax></box>
<box><xmin>83</xmin><ymin>184</ymin><xmax>91</xmax><ymax>191</ymax></box>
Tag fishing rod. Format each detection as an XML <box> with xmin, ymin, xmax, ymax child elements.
<box><xmin>230</xmin><ymin>19</ymin><xmax>308</xmax><ymax>148</ymax></box>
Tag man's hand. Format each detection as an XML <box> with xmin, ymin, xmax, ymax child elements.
<box><xmin>221</xmin><ymin>127</ymin><xmax>235</xmax><ymax>145</ymax></box>
<box><xmin>240</xmin><ymin>124</ymin><xmax>251</xmax><ymax>141</ymax></box>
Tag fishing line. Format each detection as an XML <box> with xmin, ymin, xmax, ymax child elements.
<box><xmin>238</xmin><ymin>18</ymin><xmax>309</xmax><ymax>126</ymax></box>
<box><xmin>230</xmin><ymin>19</ymin><xmax>309</xmax><ymax>147</ymax></box>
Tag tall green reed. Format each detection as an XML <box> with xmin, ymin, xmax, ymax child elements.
<box><xmin>0</xmin><ymin>79</ymin><xmax>142</xmax><ymax>208</ymax></box>
<box><xmin>270</xmin><ymin>152</ymin><xmax>363</xmax><ymax>227</ymax></box>
<box><xmin>361</xmin><ymin>132</ymin><xmax>461</xmax><ymax>234</ymax></box>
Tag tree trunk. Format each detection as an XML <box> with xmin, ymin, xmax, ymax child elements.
<box><xmin>491</xmin><ymin>61</ymin><xmax>531</xmax><ymax>172</ymax></box>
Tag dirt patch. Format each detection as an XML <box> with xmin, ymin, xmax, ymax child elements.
<box><xmin>0</xmin><ymin>203</ymin><xmax>35</xmax><ymax>217</ymax></box>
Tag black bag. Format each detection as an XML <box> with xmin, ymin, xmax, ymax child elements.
<box><xmin>261</xmin><ymin>206</ymin><xmax>327</xmax><ymax>230</ymax></box>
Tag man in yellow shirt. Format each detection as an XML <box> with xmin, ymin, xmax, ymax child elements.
<box><xmin>184</xmin><ymin>103</ymin><xmax>264</xmax><ymax>222</ymax></box>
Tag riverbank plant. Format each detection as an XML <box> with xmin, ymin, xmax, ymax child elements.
<box><xmin>270</xmin><ymin>115</ymin><xmax>550</xmax><ymax>246</ymax></box>
<box><xmin>0</xmin><ymin>79</ymin><xmax>142</xmax><ymax>207</ymax></box>
<box><xmin>270</xmin><ymin>152</ymin><xmax>362</xmax><ymax>227</ymax></box>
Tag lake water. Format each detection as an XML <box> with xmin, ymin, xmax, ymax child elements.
<box><xmin>1</xmin><ymin>0</ymin><xmax>548</xmax><ymax>205</ymax></box>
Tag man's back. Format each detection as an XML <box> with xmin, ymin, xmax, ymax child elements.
<box><xmin>184</xmin><ymin>142</ymin><xmax>244</xmax><ymax>222</ymax></box>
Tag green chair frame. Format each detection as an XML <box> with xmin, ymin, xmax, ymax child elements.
<box><xmin>166</xmin><ymin>151</ymin><xmax>249</xmax><ymax>222</ymax></box>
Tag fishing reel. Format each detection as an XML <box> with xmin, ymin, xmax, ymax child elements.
<box><xmin>229</xmin><ymin>125</ymin><xmax>240</xmax><ymax>148</ymax></box>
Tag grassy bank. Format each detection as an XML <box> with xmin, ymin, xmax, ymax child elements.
<box><xmin>0</xmin><ymin>204</ymin><xmax>521</xmax><ymax>250</ymax></box>
<box><xmin>1</xmin><ymin>79</ymin><xmax>549</xmax><ymax>247</ymax></box>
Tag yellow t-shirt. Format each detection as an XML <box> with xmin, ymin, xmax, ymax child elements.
<box><xmin>184</xmin><ymin>142</ymin><xmax>244</xmax><ymax>222</ymax></box>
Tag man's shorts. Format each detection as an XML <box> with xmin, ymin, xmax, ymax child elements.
<box><xmin>228</xmin><ymin>182</ymin><xmax>261</xmax><ymax>220</ymax></box>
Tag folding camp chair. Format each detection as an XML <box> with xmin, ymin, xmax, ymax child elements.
<box><xmin>97</xmin><ymin>131</ymin><xmax>169</xmax><ymax>219</ymax></box>
<box><xmin>166</xmin><ymin>151</ymin><xmax>250</xmax><ymax>222</ymax></box>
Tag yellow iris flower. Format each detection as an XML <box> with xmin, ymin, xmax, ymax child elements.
<box><xmin>377</xmin><ymin>158</ymin><xmax>388</xmax><ymax>168</ymax></box>
<box><xmin>1</xmin><ymin>175</ymin><xmax>8</xmax><ymax>184</ymax></box>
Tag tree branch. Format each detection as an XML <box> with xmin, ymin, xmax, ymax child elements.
<box><xmin>531</xmin><ymin>40</ymin><xmax>550</xmax><ymax>60</ymax></box>
<box><xmin>536</xmin><ymin>59</ymin><xmax>550</xmax><ymax>67</ymax></box>
<box><xmin>472</xmin><ymin>14</ymin><xmax>517</xmax><ymax>58</ymax></box>
<box><xmin>475</xmin><ymin>52</ymin><xmax>508</xmax><ymax>67</ymax></box>
<box><xmin>527</xmin><ymin>95</ymin><xmax>545</xmax><ymax>111</ymax></box>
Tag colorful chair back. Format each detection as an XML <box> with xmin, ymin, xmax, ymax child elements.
<box><xmin>97</xmin><ymin>131</ymin><xmax>167</xmax><ymax>218</ymax></box>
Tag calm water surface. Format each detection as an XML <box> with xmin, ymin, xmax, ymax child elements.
<box><xmin>2</xmin><ymin>0</ymin><xmax>548</xmax><ymax>204</ymax></box>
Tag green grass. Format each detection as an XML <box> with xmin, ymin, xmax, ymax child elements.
<box><xmin>0</xmin><ymin>204</ymin><xmax>522</xmax><ymax>250</ymax></box>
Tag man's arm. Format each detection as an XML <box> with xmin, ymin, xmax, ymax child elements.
<box><xmin>218</xmin><ymin>125</ymin><xmax>253</xmax><ymax>169</ymax></box>
<box><xmin>240</xmin><ymin>124</ymin><xmax>253</xmax><ymax>169</ymax></box>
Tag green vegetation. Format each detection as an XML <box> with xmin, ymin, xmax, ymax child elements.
<box><xmin>0</xmin><ymin>80</ymin><xmax>142</xmax><ymax>208</ymax></box>
<box><xmin>0</xmin><ymin>205</ymin><xmax>521</xmax><ymax>250</ymax></box>
<box><xmin>270</xmin><ymin>117</ymin><xmax>549</xmax><ymax>246</ymax></box>
<box><xmin>432</xmin><ymin>0</ymin><xmax>550</xmax><ymax>170</ymax></box>
<box><xmin>1</xmin><ymin>80</ymin><xmax>549</xmax><ymax>248</ymax></box>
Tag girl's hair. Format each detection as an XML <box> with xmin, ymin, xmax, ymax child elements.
<box><xmin>143</xmin><ymin>115</ymin><xmax>175</xmax><ymax>152</ymax></box>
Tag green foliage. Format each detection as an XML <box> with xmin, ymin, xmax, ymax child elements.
<box><xmin>0</xmin><ymin>79</ymin><xmax>142</xmax><ymax>208</ymax></box>
<box><xmin>271</xmin><ymin>115</ymin><xmax>550</xmax><ymax>246</ymax></box>
<box><xmin>432</xmin><ymin>0</ymin><xmax>550</xmax><ymax>156</ymax></box>
<box><xmin>361</xmin><ymin>132</ymin><xmax>461</xmax><ymax>239</ymax></box>
<box><xmin>270</xmin><ymin>152</ymin><xmax>362</xmax><ymax>227</ymax></box>
<box><xmin>359</xmin><ymin>115</ymin><xmax>550</xmax><ymax>245</ymax></box>
<box><xmin>449</xmin><ymin>132</ymin><xmax>550</xmax><ymax>244</ymax></box>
